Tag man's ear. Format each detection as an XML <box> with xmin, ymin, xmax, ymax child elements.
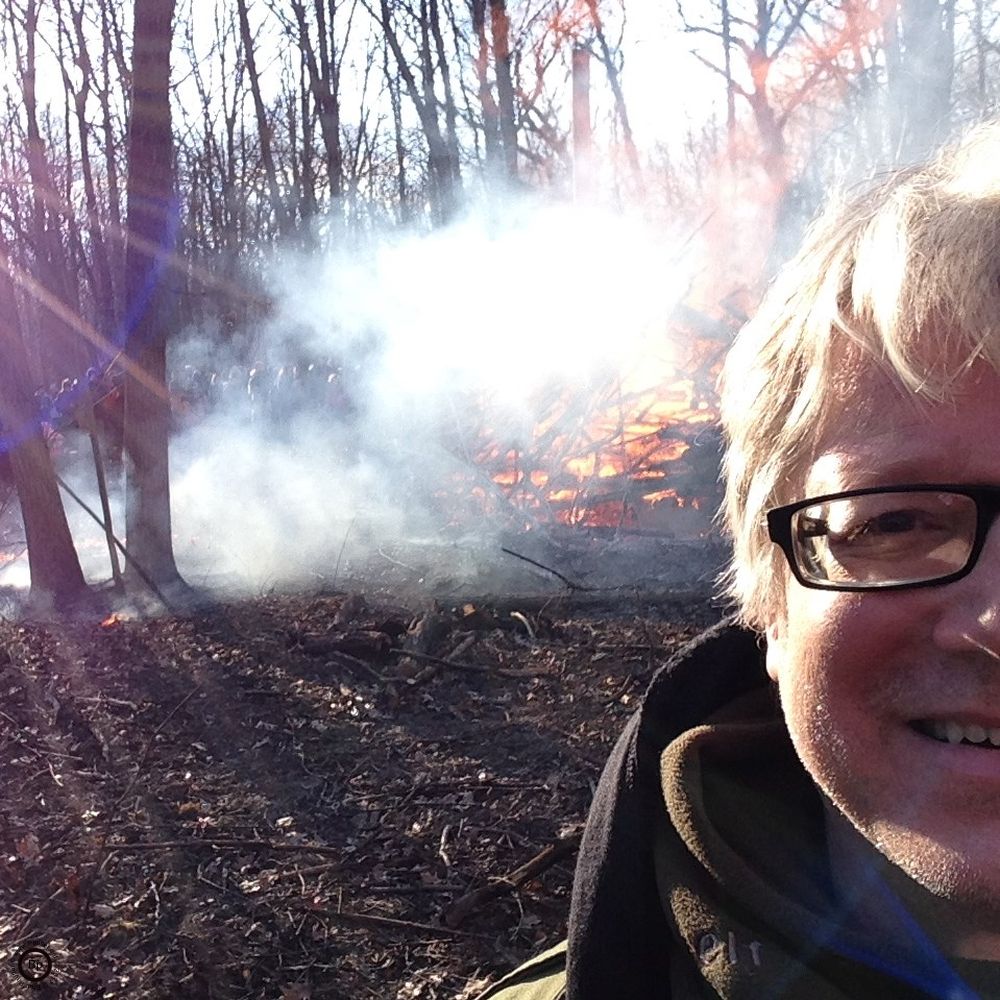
<box><xmin>764</xmin><ymin>620</ymin><xmax>784</xmax><ymax>683</ymax></box>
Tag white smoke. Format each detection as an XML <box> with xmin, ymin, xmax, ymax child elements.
<box><xmin>1</xmin><ymin>198</ymin><xmax>707</xmax><ymax>597</ymax></box>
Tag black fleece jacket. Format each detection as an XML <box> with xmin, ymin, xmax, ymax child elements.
<box><xmin>566</xmin><ymin>616</ymin><xmax>767</xmax><ymax>1000</ymax></box>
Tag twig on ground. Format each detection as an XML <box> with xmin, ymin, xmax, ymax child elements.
<box><xmin>443</xmin><ymin>833</ymin><xmax>582</xmax><ymax>928</ymax></box>
<box><xmin>12</xmin><ymin>883</ymin><xmax>66</xmax><ymax>946</ymax></box>
<box><xmin>0</xmin><ymin>710</ymin><xmax>60</xmax><ymax>761</ymax></box>
<box><xmin>328</xmin><ymin>907</ymin><xmax>486</xmax><ymax>938</ymax></box>
<box><xmin>365</xmin><ymin>883</ymin><xmax>463</xmax><ymax>895</ymax></box>
<box><xmin>332</xmin><ymin>517</ymin><xmax>356</xmax><ymax>591</ymax></box>
<box><xmin>0</xmin><ymin>708</ymin><xmax>23</xmax><ymax>727</ymax></box>
<box><xmin>323</xmin><ymin>649</ymin><xmax>387</xmax><ymax>685</ymax></box>
<box><xmin>508</xmin><ymin>611</ymin><xmax>536</xmax><ymax>639</ymax></box>
<box><xmin>388</xmin><ymin>648</ymin><xmax>545</xmax><ymax>680</ymax></box>
<box><xmin>406</xmin><ymin>633</ymin><xmax>477</xmax><ymax>687</ymax></box>
<box><xmin>77</xmin><ymin>695</ymin><xmax>140</xmax><ymax>710</ymax></box>
<box><xmin>100</xmin><ymin>837</ymin><xmax>347</xmax><ymax>859</ymax></box>
<box><xmin>501</xmin><ymin>547</ymin><xmax>596</xmax><ymax>592</ymax></box>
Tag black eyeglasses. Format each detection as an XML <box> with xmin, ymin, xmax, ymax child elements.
<box><xmin>766</xmin><ymin>484</ymin><xmax>1000</xmax><ymax>592</ymax></box>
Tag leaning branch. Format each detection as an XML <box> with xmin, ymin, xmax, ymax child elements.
<box><xmin>501</xmin><ymin>547</ymin><xmax>596</xmax><ymax>592</ymax></box>
<box><xmin>443</xmin><ymin>832</ymin><xmax>581</xmax><ymax>928</ymax></box>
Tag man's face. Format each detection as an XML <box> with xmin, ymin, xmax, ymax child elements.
<box><xmin>765</xmin><ymin>366</ymin><xmax>1000</xmax><ymax>915</ymax></box>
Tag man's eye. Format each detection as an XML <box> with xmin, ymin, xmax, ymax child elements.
<box><xmin>796</xmin><ymin>502</ymin><xmax>951</xmax><ymax>546</ymax></box>
<box><xmin>855</xmin><ymin>509</ymin><xmax>919</xmax><ymax>535</ymax></box>
<box><xmin>839</xmin><ymin>507</ymin><xmax>947</xmax><ymax>543</ymax></box>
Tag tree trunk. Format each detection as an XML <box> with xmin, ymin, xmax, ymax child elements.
<box><xmin>489</xmin><ymin>0</ymin><xmax>518</xmax><ymax>183</ymax></box>
<box><xmin>572</xmin><ymin>46</ymin><xmax>593</xmax><ymax>201</ymax></box>
<box><xmin>98</xmin><ymin>0</ymin><xmax>125</xmax><ymax>267</ymax></box>
<box><xmin>122</xmin><ymin>0</ymin><xmax>185</xmax><ymax>600</ymax></box>
<box><xmin>237</xmin><ymin>0</ymin><xmax>290</xmax><ymax>234</ymax></box>
<box><xmin>378</xmin><ymin>0</ymin><xmax>460</xmax><ymax>222</ymax></box>
<box><xmin>721</xmin><ymin>0</ymin><xmax>736</xmax><ymax>161</ymax></box>
<box><xmin>429</xmin><ymin>0</ymin><xmax>463</xmax><ymax>183</ymax></box>
<box><xmin>746</xmin><ymin>42</ymin><xmax>787</xmax><ymax>193</ymax></box>
<box><xmin>68</xmin><ymin>0</ymin><xmax>117</xmax><ymax>338</ymax></box>
<box><xmin>292</xmin><ymin>0</ymin><xmax>343</xmax><ymax>201</ymax></box>
<box><xmin>887</xmin><ymin>0</ymin><xmax>955</xmax><ymax>162</ymax></box>
<box><xmin>19</xmin><ymin>0</ymin><xmax>87</xmax><ymax>382</ymax></box>
<box><xmin>0</xmin><ymin>262</ymin><xmax>89</xmax><ymax>611</ymax></box>
<box><xmin>384</xmin><ymin>35</ymin><xmax>409</xmax><ymax>222</ymax></box>
<box><xmin>299</xmin><ymin>47</ymin><xmax>319</xmax><ymax>220</ymax></box>
<box><xmin>583</xmin><ymin>0</ymin><xmax>641</xmax><ymax>189</ymax></box>
<box><xmin>470</xmin><ymin>0</ymin><xmax>500</xmax><ymax>175</ymax></box>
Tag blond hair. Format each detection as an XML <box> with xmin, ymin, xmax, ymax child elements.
<box><xmin>719</xmin><ymin>122</ymin><xmax>1000</xmax><ymax>629</ymax></box>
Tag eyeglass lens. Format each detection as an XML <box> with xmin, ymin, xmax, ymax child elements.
<box><xmin>792</xmin><ymin>490</ymin><xmax>978</xmax><ymax>587</ymax></box>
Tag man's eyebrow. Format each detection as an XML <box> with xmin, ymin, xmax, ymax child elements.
<box><xmin>807</xmin><ymin>452</ymin><xmax>959</xmax><ymax>492</ymax></box>
<box><xmin>856</xmin><ymin>458</ymin><xmax>949</xmax><ymax>481</ymax></box>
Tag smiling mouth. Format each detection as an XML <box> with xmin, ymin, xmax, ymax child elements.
<box><xmin>912</xmin><ymin>720</ymin><xmax>1000</xmax><ymax>747</ymax></box>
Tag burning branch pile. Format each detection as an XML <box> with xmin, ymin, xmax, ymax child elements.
<box><xmin>446</xmin><ymin>324</ymin><xmax>729</xmax><ymax>536</ymax></box>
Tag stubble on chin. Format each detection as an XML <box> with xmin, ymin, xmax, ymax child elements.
<box><xmin>828</xmin><ymin>802</ymin><xmax>1000</xmax><ymax>959</ymax></box>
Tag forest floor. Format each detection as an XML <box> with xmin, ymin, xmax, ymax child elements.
<box><xmin>0</xmin><ymin>588</ymin><xmax>725</xmax><ymax>1000</ymax></box>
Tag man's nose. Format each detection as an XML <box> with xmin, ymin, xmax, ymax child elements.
<box><xmin>933</xmin><ymin>522</ymin><xmax>1000</xmax><ymax>658</ymax></box>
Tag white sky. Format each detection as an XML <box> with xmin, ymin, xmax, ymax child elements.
<box><xmin>620</xmin><ymin>5</ymin><xmax>719</xmax><ymax>145</ymax></box>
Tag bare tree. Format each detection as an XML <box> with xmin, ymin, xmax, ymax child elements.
<box><xmin>582</xmin><ymin>0</ymin><xmax>641</xmax><ymax>187</ymax></box>
<box><xmin>0</xmin><ymin>259</ymin><xmax>89</xmax><ymax>610</ymax></box>
<box><xmin>490</xmin><ymin>0</ymin><xmax>519</xmax><ymax>182</ymax></box>
<box><xmin>368</xmin><ymin>0</ymin><xmax>463</xmax><ymax>221</ymax></box>
<box><xmin>677</xmin><ymin>0</ymin><xmax>833</xmax><ymax>191</ymax></box>
<box><xmin>8</xmin><ymin>0</ymin><xmax>88</xmax><ymax>380</ymax></box>
<box><xmin>884</xmin><ymin>0</ymin><xmax>957</xmax><ymax>161</ymax></box>
<box><xmin>57</xmin><ymin>0</ymin><xmax>118</xmax><ymax>337</ymax></box>
<box><xmin>289</xmin><ymin>0</ymin><xmax>345</xmax><ymax>202</ymax></box>
<box><xmin>469</xmin><ymin>0</ymin><xmax>501</xmax><ymax>173</ymax></box>
<box><xmin>122</xmin><ymin>0</ymin><xmax>186</xmax><ymax>600</ymax></box>
<box><xmin>238</xmin><ymin>0</ymin><xmax>291</xmax><ymax>234</ymax></box>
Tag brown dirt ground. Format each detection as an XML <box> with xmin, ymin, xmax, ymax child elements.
<box><xmin>0</xmin><ymin>590</ymin><xmax>724</xmax><ymax>1000</ymax></box>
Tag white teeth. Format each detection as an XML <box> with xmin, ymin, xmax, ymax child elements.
<box><xmin>927</xmin><ymin>721</ymin><xmax>999</xmax><ymax>745</ymax></box>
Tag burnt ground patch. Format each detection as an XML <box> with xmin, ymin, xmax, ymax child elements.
<box><xmin>0</xmin><ymin>591</ymin><xmax>723</xmax><ymax>999</ymax></box>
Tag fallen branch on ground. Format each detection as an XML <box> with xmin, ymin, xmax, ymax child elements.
<box><xmin>328</xmin><ymin>907</ymin><xmax>487</xmax><ymax>938</ymax></box>
<box><xmin>406</xmin><ymin>633</ymin><xmax>477</xmax><ymax>687</ymax></box>
<box><xmin>443</xmin><ymin>832</ymin><xmax>582</xmax><ymax>928</ymax></box>
<box><xmin>389</xmin><ymin>648</ymin><xmax>546</xmax><ymax>680</ymax></box>
<box><xmin>100</xmin><ymin>837</ymin><xmax>347</xmax><ymax>859</ymax></box>
<box><xmin>323</xmin><ymin>649</ymin><xmax>387</xmax><ymax>684</ymax></box>
<box><xmin>501</xmin><ymin>548</ymin><xmax>596</xmax><ymax>592</ymax></box>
